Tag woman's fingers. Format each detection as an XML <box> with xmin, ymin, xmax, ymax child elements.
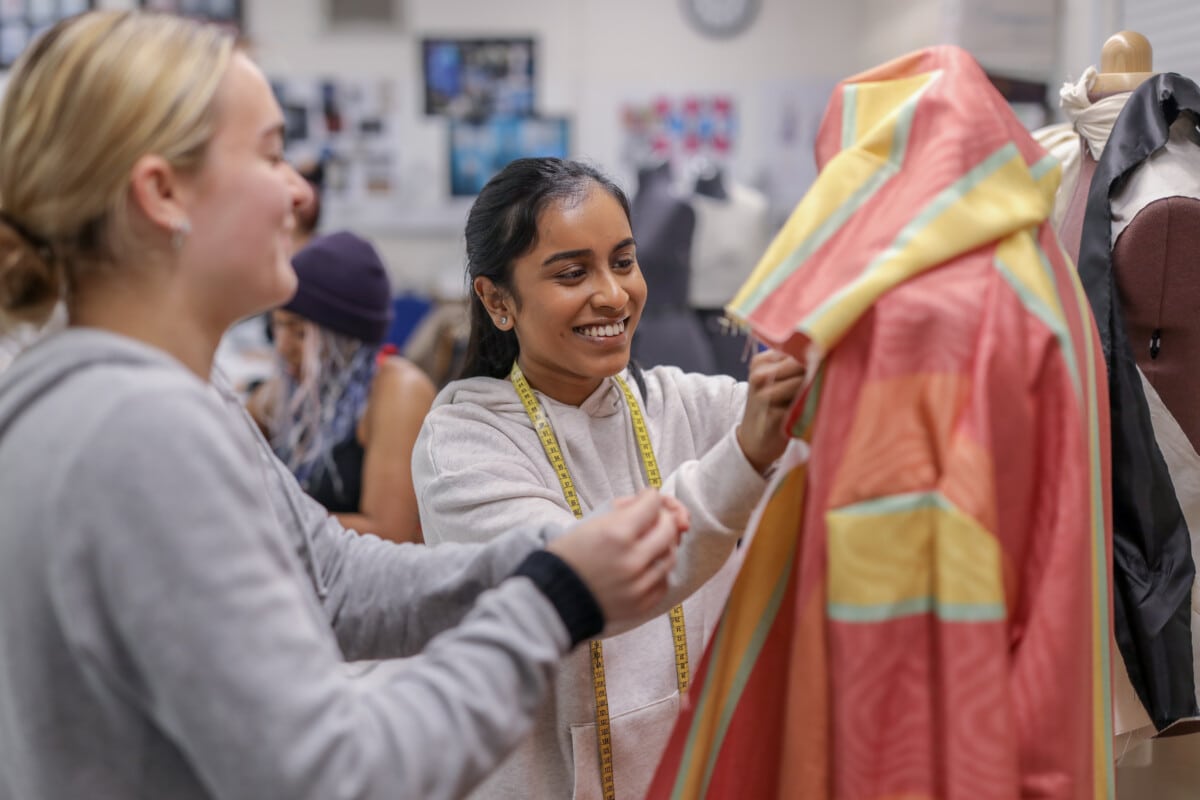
<box><xmin>629</xmin><ymin>510</ymin><xmax>680</xmax><ymax>609</ymax></box>
<box><xmin>660</xmin><ymin>494</ymin><xmax>691</xmax><ymax>535</ymax></box>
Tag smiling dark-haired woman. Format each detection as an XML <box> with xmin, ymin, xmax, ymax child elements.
<box><xmin>413</xmin><ymin>157</ymin><xmax>807</xmax><ymax>799</ymax></box>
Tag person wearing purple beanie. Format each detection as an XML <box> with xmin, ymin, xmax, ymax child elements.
<box><xmin>249</xmin><ymin>230</ymin><xmax>435</xmax><ymax>542</ymax></box>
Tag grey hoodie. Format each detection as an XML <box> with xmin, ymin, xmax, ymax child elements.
<box><xmin>414</xmin><ymin>366</ymin><xmax>764</xmax><ymax>799</ymax></box>
<box><xmin>0</xmin><ymin>328</ymin><xmax>582</xmax><ymax>800</ymax></box>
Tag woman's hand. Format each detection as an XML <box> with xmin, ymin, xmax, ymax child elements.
<box><xmin>736</xmin><ymin>349</ymin><xmax>807</xmax><ymax>474</ymax></box>
<box><xmin>547</xmin><ymin>489</ymin><xmax>682</xmax><ymax>624</ymax></box>
<box><xmin>613</xmin><ymin>491</ymin><xmax>690</xmax><ymax>539</ymax></box>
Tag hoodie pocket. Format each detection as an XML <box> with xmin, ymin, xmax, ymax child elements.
<box><xmin>568</xmin><ymin>691</ymin><xmax>680</xmax><ymax>800</ymax></box>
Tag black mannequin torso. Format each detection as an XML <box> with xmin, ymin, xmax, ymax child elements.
<box><xmin>692</xmin><ymin>163</ymin><xmax>728</xmax><ymax>201</ymax></box>
<box><xmin>629</xmin><ymin>161</ymin><xmax>715</xmax><ymax>373</ymax></box>
<box><xmin>632</xmin><ymin>164</ymin><xmax>696</xmax><ymax>310</ymax></box>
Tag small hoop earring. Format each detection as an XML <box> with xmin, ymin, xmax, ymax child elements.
<box><xmin>499</xmin><ymin>316</ymin><xmax>508</xmax><ymax>326</ymax></box>
<box><xmin>171</xmin><ymin>219</ymin><xmax>191</xmax><ymax>252</ymax></box>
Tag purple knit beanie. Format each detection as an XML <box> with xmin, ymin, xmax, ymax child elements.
<box><xmin>284</xmin><ymin>231</ymin><xmax>393</xmax><ymax>344</ymax></box>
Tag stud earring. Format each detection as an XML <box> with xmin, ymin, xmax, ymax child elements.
<box><xmin>499</xmin><ymin>316</ymin><xmax>508</xmax><ymax>326</ymax></box>
<box><xmin>171</xmin><ymin>219</ymin><xmax>191</xmax><ymax>252</ymax></box>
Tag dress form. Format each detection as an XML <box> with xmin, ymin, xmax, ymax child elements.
<box><xmin>630</xmin><ymin>161</ymin><xmax>715</xmax><ymax>373</ymax></box>
<box><xmin>632</xmin><ymin>161</ymin><xmax>694</xmax><ymax>314</ymax></box>
<box><xmin>688</xmin><ymin>163</ymin><xmax>771</xmax><ymax>380</ymax></box>
<box><xmin>1100</xmin><ymin>31</ymin><xmax>1200</xmax><ymax>451</ymax></box>
<box><xmin>1058</xmin><ymin>31</ymin><xmax>1154</xmax><ymax>265</ymax></box>
<box><xmin>1074</xmin><ymin>34</ymin><xmax>1200</xmax><ymax>773</ymax></box>
<box><xmin>1067</xmin><ymin>31</ymin><xmax>1200</xmax><ymax>451</ymax></box>
<box><xmin>1061</xmin><ymin>32</ymin><xmax>1200</xmax><ymax>448</ymax></box>
<box><xmin>691</xmin><ymin>159</ymin><xmax>728</xmax><ymax>201</ymax></box>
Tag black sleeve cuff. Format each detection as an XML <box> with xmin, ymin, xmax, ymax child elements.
<box><xmin>512</xmin><ymin>550</ymin><xmax>605</xmax><ymax>647</ymax></box>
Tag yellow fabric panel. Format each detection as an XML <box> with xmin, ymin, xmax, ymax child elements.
<box><xmin>728</xmin><ymin>75</ymin><xmax>935</xmax><ymax>321</ymax></box>
<box><xmin>851</xmin><ymin>72</ymin><xmax>937</xmax><ymax>161</ymax></box>
<box><xmin>826</xmin><ymin>495</ymin><xmax>1005</xmax><ymax>614</ymax></box>
<box><xmin>995</xmin><ymin>230</ymin><xmax>1062</xmax><ymax>318</ymax></box>
<box><xmin>803</xmin><ymin>149</ymin><xmax>1049</xmax><ymax>350</ymax></box>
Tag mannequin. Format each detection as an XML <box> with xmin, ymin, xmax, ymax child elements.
<box><xmin>1056</xmin><ymin>31</ymin><xmax>1155</xmax><ymax>264</ymax></box>
<box><xmin>687</xmin><ymin>162</ymin><xmax>772</xmax><ymax>380</ymax></box>
<box><xmin>691</xmin><ymin>159</ymin><xmax>728</xmax><ymax>201</ymax></box>
<box><xmin>630</xmin><ymin>159</ymin><xmax>716</xmax><ymax>373</ymax></box>
<box><xmin>1074</xmin><ymin>32</ymin><xmax>1200</xmax><ymax>771</ymax></box>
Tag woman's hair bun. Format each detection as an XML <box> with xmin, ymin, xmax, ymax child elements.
<box><xmin>0</xmin><ymin>216</ymin><xmax>61</xmax><ymax>324</ymax></box>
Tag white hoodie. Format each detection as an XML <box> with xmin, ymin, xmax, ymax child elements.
<box><xmin>414</xmin><ymin>365</ymin><xmax>765</xmax><ymax>800</ymax></box>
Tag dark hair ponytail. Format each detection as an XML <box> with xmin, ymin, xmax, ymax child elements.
<box><xmin>458</xmin><ymin>157</ymin><xmax>631</xmax><ymax>380</ymax></box>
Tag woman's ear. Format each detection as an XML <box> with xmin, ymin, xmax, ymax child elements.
<box><xmin>473</xmin><ymin>276</ymin><xmax>513</xmax><ymax>331</ymax></box>
<box><xmin>128</xmin><ymin>154</ymin><xmax>190</xmax><ymax>243</ymax></box>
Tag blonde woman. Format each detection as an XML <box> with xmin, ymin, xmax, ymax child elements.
<box><xmin>0</xmin><ymin>12</ymin><xmax>690</xmax><ymax>800</ymax></box>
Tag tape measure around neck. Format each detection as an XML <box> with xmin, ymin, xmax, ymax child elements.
<box><xmin>508</xmin><ymin>362</ymin><xmax>689</xmax><ymax>800</ymax></box>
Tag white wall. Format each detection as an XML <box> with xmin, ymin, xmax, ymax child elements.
<box><xmin>859</xmin><ymin>0</ymin><xmax>953</xmax><ymax>69</ymax></box>
<box><xmin>75</xmin><ymin>0</ymin><xmax>1122</xmax><ymax>292</ymax></box>
<box><xmin>238</xmin><ymin>0</ymin><xmax>862</xmax><ymax>293</ymax></box>
<box><xmin>1058</xmin><ymin>0</ymin><xmax>1122</xmax><ymax>83</ymax></box>
<box><xmin>859</xmin><ymin>0</ymin><xmax>1126</xmax><ymax>106</ymax></box>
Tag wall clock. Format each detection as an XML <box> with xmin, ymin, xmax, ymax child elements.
<box><xmin>681</xmin><ymin>0</ymin><xmax>760</xmax><ymax>39</ymax></box>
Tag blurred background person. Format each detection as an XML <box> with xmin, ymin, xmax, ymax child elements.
<box><xmin>250</xmin><ymin>231</ymin><xmax>434</xmax><ymax>542</ymax></box>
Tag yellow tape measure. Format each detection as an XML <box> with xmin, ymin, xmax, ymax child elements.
<box><xmin>510</xmin><ymin>363</ymin><xmax>689</xmax><ymax>800</ymax></box>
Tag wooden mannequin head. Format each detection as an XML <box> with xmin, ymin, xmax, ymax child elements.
<box><xmin>1090</xmin><ymin>30</ymin><xmax>1155</xmax><ymax>98</ymax></box>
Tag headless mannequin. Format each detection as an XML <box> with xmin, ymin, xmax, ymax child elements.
<box><xmin>632</xmin><ymin>160</ymin><xmax>696</xmax><ymax>312</ymax></box>
<box><xmin>692</xmin><ymin>160</ymin><xmax>728</xmax><ymax>201</ymax></box>
<box><xmin>630</xmin><ymin>160</ymin><xmax>716</xmax><ymax>373</ymax></box>
<box><xmin>688</xmin><ymin>162</ymin><xmax>772</xmax><ymax>381</ymax></box>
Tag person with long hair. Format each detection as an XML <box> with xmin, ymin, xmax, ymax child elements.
<box><xmin>413</xmin><ymin>157</ymin><xmax>806</xmax><ymax>799</ymax></box>
<box><xmin>0</xmin><ymin>13</ymin><xmax>692</xmax><ymax>799</ymax></box>
<box><xmin>249</xmin><ymin>231</ymin><xmax>434</xmax><ymax>542</ymax></box>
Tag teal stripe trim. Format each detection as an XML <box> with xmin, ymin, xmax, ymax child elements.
<box><xmin>1030</xmin><ymin>153</ymin><xmax>1060</xmax><ymax>182</ymax></box>
<box><xmin>832</xmin><ymin>489</ymin><xmax>952</xmax><ymax>517</ymax></box>
<box><xmin>826</xmin><ymin>490</ymin><xmax>1006</xmax><ymax>624</ymax></box>
<box><xmin>732</xmin><ymin>77</ymin><xmax>938</xmax><ymax>315</ymax></box>
<box><xmin>828</xmin><ymin>598</ymin><xmax>1007</xmax><ymax>623</ymax></box>
<box><xmin>831</xmin><ymin>596</ymin><xmax>931</xmax><ymax>620</ymax></box>
<box><xmin>790</xmin><ymin>366</ymin><xmax>824</xmax><ymax>438</ymax></box>
<box><xmin>1067</xmin><ymin>264</ymin><xmax>1115</xmax><ymax>792</ymax></box>
<box><xmin>1032</xmin><ymin>241</ymin><xmax>1081</xmax><ymax>389</ymax></box>
<box><xmin>842</xmin><ymin>85</ymin><xmax>858</xmax><ymax>152</ymax></box>
<box><xmin>733</xmin><ymin>166</ymin><xmax>895</xmax><ymax>314</ymax></box>
<box><xmin>801</xmin><ymin>142</ymin><xmax>1021</xmax><ymax>333</ymax></box>
<box><xmin>886</xmin><ymin>70</ymin><xmax>939</xmax><ymax>165</ymax></box>
<box><xmin>994</xmin><ymin>252</ymin><xmax>1081</xmax><ymax>397</ymax></box>
<box><xmin>672</xmin><ymin>538</ymin><xmax>797</xmax><ymax>799</ymax></box>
